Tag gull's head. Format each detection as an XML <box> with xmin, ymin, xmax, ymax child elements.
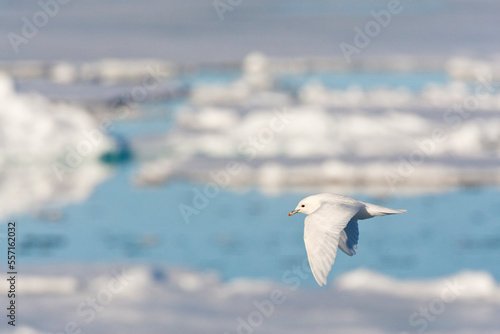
<box><xmin>288</xmin><ymin>195</ymin><xmax>322</xmax><ymax>216</ymax></box>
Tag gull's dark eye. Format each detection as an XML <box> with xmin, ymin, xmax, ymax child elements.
<box><xmin>301</xmin><ymin>205</ymin><xmax>305</xmax><ymax>207</ymax></box>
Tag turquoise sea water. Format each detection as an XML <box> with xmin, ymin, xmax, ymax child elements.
<box><xmin>13</xmin><ymin>161</ymin><xmax>500</xmax><ymax>286</ymax></box>
<box><xmin>276</xmin><ymin>71</ymin><xmax>449</xmax><ymax>92</ymax></box>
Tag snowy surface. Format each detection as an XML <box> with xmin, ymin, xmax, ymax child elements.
<box><xmin>2</xmin><ymin>265</ymin><xmax>500</xmax><ymax>334</ymax></box>
<box><xmin>0</xmin><ymin>74</ymin><xmax>113</xmax><ymax>220</ymax></box>
<box><xmin>130</xmin><ymin>54</ymin><xmax>500</xmax><ymax>195</ymax></box>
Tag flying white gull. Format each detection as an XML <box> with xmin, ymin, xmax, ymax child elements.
<box><xmin>289</xmin><ymin>193</ymin><xmax>407</xmax><ymax>286</ymax></box>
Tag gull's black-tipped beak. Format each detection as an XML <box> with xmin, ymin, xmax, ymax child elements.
<box><xmin>288</xmin><ymin>209</ymin><xmax>299</xmax><ymax>216</ymax></box>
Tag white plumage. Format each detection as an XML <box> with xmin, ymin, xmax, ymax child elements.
<box><xmin>288</xmin><ymin>193</ymin><xmax>407</xmax><ymax>286</ymax></box>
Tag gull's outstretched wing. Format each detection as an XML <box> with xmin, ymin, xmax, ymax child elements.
<box><xmin>304</xmin><ymin>200</ymin><xmax>362</xmax><ymax>286</ymax></box>
<box><xmin>338</xmin><ymin>219</ymin><xmax>359</xmax><ymax>256</ymax></box>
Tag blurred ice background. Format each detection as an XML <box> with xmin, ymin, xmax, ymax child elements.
<box><xmin>1</xmin><ymin>1</ymin><xmax>500</xmax><ymax>333</ymax></box>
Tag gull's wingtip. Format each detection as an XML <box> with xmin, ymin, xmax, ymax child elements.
<box><xmin>315</xmin><ymin>277</ymin><xmax>326</xmax><ymax>287</ymax></box>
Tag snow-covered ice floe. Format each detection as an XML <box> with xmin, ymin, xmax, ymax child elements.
<box><xmin>3</xmin><ymin>55</ymin><xmax>500</xmax><ymax>84</ymax></box>
<box><xmin>0</xmin><ymin>73</ymin><xmax>114</xmax><ymax>220</ymax></box>
<box><xmin>132</xmin><ymin>54</ymin><xmax>500</xmax><ymax>195</ymax></box>
<box><xmin>4</xmin><ymin>265</ymin><xmax>500</xmax><ymax>334</ymax></box>
<box><xmin>3</xmin><ymin>54</ymin><xmax>500</xmax><ymax>198</ymax></box>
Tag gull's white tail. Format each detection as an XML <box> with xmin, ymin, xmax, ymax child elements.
<box><xmin>363</xmin><ymin>202</ymin><xmax>407</xmax><ymax>217</ymax></box>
